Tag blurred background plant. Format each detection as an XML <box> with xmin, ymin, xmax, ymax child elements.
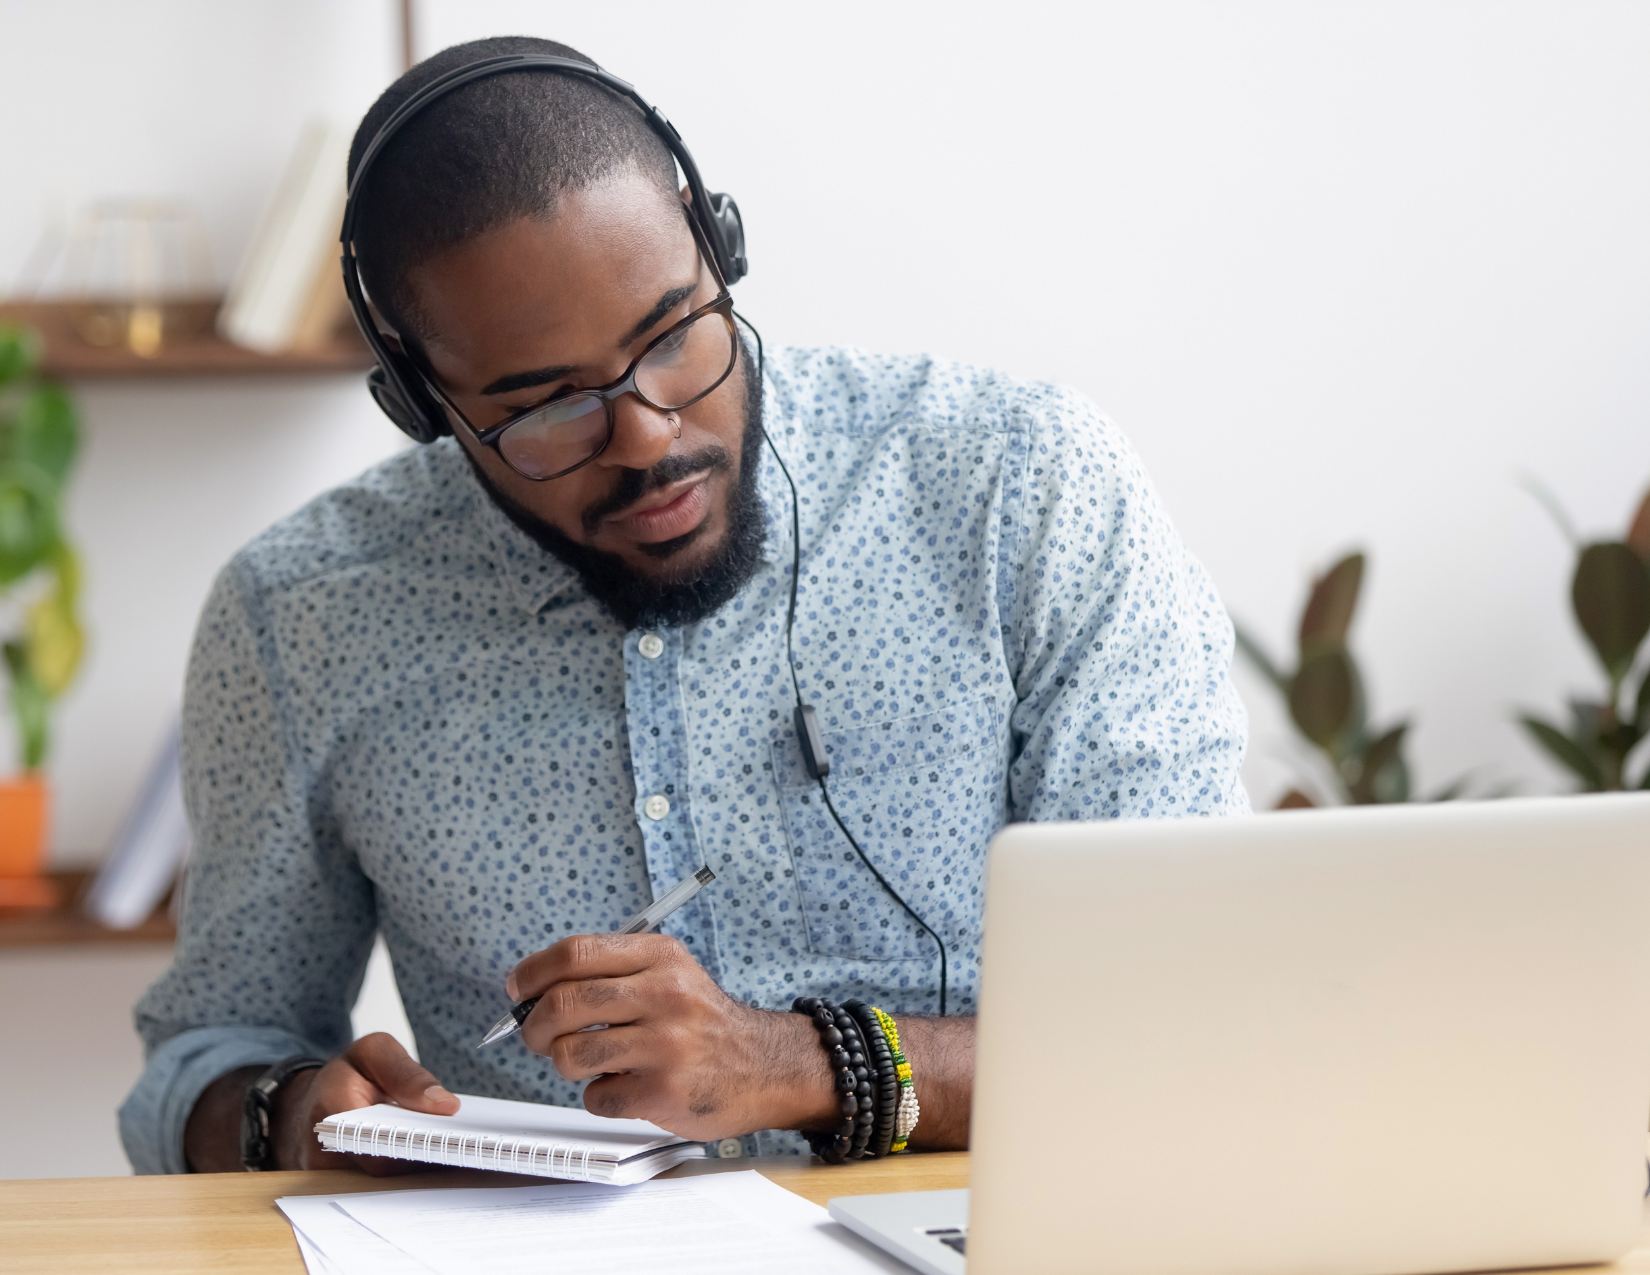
<box><xmin>1518</xmin><ymin>479</ymin><xmax>1650</xmax><ymax>791</ymax></box>
<box><xmin>1236</xmin><ymin>552</ymin><xmax>1472</xmax><ymax>808</ymax></box>
<box><xmin>0</xmin><ymin>324</ymin><xmax>85</xmax><ymax>772</ymax></box>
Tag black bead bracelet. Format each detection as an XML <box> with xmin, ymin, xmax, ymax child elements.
<box><xmin>792</xmin><ymin>996</ymin><xmax>876</xmax><ymax>1163</ymax></box>
<box><xmin>844</xmin><ymin>999</ymin><xmax>899</xmax><ymax>1159</ymax></box>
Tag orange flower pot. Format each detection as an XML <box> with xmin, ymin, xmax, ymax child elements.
<box><xmin>0</xmin><ymin>775</ymin><xmax>55</xmax><ymax>908</ymax></box>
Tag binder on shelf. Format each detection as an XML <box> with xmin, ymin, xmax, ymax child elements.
<box><xmin>83</xmin><ymin>721</ymin><xmax>191</xmax><ymax>929</ymax></box>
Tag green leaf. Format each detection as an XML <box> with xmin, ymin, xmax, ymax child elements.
<box><xmin>0</xmin><ymin>465</ymin><xmax>59</xmax><ymax>586</ymax></box>
<box><xmin>0</xmin><ymin>325</ymin><xmax>40</xmax><ymax>386</ymax></box>
<box><xmin>3</xmin><ymin>640</ymin><xmax>49</xmax><ymax>769</ymax></box>
<box><xmin>1519</xmin><ymin>714</ymin><xmax>1605</xmax><ymax>790</ymax></box>
<box><xmin>1637</xmin><ymin>665</ymin><xmax>1650</xmax><ymax>734</ymax></box>
<box><xmin>1572</xmin><ymin>542</ymin><xmax>1650</xmax><ymax>684</ymax></box>
<box><xmin>1349</xmin><ymin>722</ymin><xmax>1408</xmax><ymax>804</ymax></box>
<box><xmin>14</xmin><ymin>385</ymin><xmax>79</xmax><ymax>485</ymax></box>
<box><xmin>1519</xmin><ymin>473</ymin><xmax>1580</xmax><ymax>547</ymax></box>
<box><xmin>1298</xmin><ymin>554</ymin><xmax>1365</xmax><ymax>653</ymax></box>
<box><xmin>1232</xmin><ymin>623</ymin><xmax>1289</xmax><ymax>694</ymax></box>
<box><xmin>1290</xmin><ymin>646</ymin><xmax>1355</xmax><ymax>749</ymax></box>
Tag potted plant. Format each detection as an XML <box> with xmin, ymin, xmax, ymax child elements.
<box><xmin>1236</xmin><ymin>552</ymin><xmax>1473</xmax><ymax>807</ymax></box>
<box><xmin>0</xmin><ymin>323</ymin><xmax>86</xmax><ymax>906</ymax></box>
<box><xmin>1518</xmin><ymin>480</ymin><xmax>1650</xmax><ymax>791</ymax></box>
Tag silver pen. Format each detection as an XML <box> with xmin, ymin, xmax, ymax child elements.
<box><xmin>476</xmin><ymin>865</ymin><xmax>717</xmax><ymax>1047</ymax></box>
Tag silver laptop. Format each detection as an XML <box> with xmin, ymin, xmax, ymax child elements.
<box><xmin>830</xmin><ymin>794</ymin><xmax>1650</xmax><ymax>1275</ymax></box>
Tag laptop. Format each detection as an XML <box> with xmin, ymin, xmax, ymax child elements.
<box><xmin>829</xmin><ymin>793</ymin><xmax>1650</xmax><ymax>1275</ymax></box>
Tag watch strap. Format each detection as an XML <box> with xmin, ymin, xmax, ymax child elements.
<box><xmin>240</xmin><ymin>1055</ymin><xmax>325</xmax><ymax>1172</ymax></box>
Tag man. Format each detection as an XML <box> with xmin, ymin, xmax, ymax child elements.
<box><xmin>121</xmin><ymin>35</ymin><xmax>1248</xmax><ymax>1175</ymax></box>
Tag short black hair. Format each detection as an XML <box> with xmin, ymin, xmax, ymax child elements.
<box><xmin>347</xmin><ymin>36</ymin><xmax>680</xmax><ymax>342</ymax></box>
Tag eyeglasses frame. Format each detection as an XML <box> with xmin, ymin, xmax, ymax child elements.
<box><xmin>415</xmin><ymin>229</ymin><xmax>740</xmax><ymax>482</ymax></box>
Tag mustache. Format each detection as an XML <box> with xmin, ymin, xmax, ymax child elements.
<box><xmin>580</xmin><ymin>446</ymin><xmax>732</xmax><ymax>536</ymax></box>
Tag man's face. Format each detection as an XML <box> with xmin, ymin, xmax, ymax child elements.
<box><xmin>410</xmin><ymin>171</ymin><xmax>750</xmax><ymax>585</ymax></box>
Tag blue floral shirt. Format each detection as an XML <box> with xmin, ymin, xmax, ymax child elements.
<box><xmin>120</xmin><ymin>345</ymin><xmax>1248</xmax><ymax>1172</ymax></box>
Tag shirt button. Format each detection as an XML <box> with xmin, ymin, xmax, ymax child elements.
<box><xmin>638</xmin><ymin>634</ymin><xmax>664</xmax><ymax>659</ymax></box>
<box><xmin>643</xmin><ymin>795</ymin><xmax>670</xmax><ymax>820</ymax></box>
<box><xmin>716</xmin><ymin>1138</ymin><xmax>743</xmax><ymax>1160</ymax></box>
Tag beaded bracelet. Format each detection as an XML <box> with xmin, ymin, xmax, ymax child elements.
<box><xmin>843</xmin><ymin>999</ymin><xmax>899</xmax><ymax>1159</ymax></box>
<box><xmin>871</xmin><ymin>1005</ymin><xmax>919</xmax><ymax>1153</ymax></box>
<box><xmin>791</xmin><ymin>997</ymin><xmax>875</xmax><ymax>1163</ymax></box>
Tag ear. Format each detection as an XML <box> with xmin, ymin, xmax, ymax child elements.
<box><xmin>680</xmin><ymin>183</ymin><xmax>694</xmax><ymax>206</ymax></box>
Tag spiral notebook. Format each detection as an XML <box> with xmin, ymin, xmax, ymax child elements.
<box><xmin>314</xmin><ymin>1094</ymin><xmax>705</xmax><ymax>1184</ymax></box>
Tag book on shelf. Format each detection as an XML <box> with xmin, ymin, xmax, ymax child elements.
<box><xmin>218</xmin><ymin>121</ymin><xmax>353</xmax><ymax>354</ymax></box>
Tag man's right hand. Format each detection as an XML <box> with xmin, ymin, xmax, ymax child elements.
<box><xmin>183</xmin><ymin>1032</ymin><xmax>460</xmax><ymax>1173</ymax></box>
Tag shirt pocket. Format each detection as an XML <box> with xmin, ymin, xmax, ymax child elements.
<box><xmin>772</xmin><ymin>697</ymin><xmax>999</xmax><ymax>962</ymax></box>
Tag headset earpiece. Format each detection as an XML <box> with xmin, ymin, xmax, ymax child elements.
<box><xmin>366</xmin><ymin>361</ymin><xmax>450</xmax><ymax>444</ymax></box>
<box><xmin>703</xmin><ymin>192</ymin><xmax>748</xmax><ymax>285</ymax></box>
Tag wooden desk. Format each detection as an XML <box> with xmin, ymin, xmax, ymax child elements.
<box><xmin>0</xmin><ymin>1152</ymin><xmax>969</xmax><ymax>1274</ymax></box>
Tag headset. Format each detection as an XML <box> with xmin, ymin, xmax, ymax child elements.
<box><xmin>341</xmin><ymin>53</ymin><xmax>947</xmax><ymax>1014</ymax></box>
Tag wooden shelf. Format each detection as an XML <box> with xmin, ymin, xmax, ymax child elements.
<box><xmin>0</xmin><ymin>871</ymin><xmax>175</xmax><ymax>948</ymax></box>
<box><xmin>0</xmin><ymin>301</ymin><xmax>373</xmax><ymax>380</ymax></box>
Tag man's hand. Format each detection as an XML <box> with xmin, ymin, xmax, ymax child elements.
<box><xmin>182</xmin><ymin>1032</ymin><xmax>460</xmax><ymax>1174</ymax></box>
<box><xmin>274</xmin><ymin>1033</ymin><xmax>460</xmax><ymax>1172</ymax></box>
<box><xmin>507</xmin><ymin>933</ymin><xmax>837</xmax><ymax>1140</ymax></box>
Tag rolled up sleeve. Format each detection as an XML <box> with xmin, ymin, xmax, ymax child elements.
<box><xmin>119</xmin><ymin>561</ymin><xmax>375</xmax><ymax>1174</ymax></box>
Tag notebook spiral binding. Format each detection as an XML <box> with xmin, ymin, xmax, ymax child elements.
<box><xmin>324</xmin><ymin>1118</ymin><xmax>602</xmax><ymax>1180</ymax></box>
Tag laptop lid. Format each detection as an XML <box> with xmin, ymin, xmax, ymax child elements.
<box><xmin>968</xmin><ymin>794</ymin><xmax>1650</xmax><ymax>1275</ymax></box>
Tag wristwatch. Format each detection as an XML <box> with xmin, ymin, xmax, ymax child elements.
<box><xmin>240</xmin><ymin>1055</ymin><xmax>326</xmax><ymax>1171</ymax></box>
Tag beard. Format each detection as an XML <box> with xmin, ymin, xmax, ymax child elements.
<box><xmin>466</xmin><ymin>347</ymin><xmax>768</xmax><ymax>631</ymax></box>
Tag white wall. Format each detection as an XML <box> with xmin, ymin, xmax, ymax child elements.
<box><xmin>0</xmin><ymin>1</ymin><xmax>1646</xmax><ymax>861</ymax></box>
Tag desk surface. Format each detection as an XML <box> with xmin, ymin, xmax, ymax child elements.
<box><xmin>8</xmin><ymin>1155</ymin><xmax>1650</xmax><ymax>1274</ymax></box>
<box><xmin>0</xmin><ymin>1152</ymin><xmax>968</xmax><ymax>1275</ymax></box>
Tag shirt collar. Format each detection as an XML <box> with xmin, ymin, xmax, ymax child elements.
<box><xmin>459</xmin><ymin>451</ymin><xmax>585</xmax><ymax>617</ymax></box>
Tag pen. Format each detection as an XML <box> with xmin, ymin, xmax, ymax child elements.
<box><xmin>476</xmin><ymin>865</ymin><xmax>717</xmax><ymax>1048</ymax></box>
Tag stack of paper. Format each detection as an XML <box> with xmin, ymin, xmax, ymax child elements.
<box><xmin>277</xmin><ymin>1171</ymin><xmax>904</xmax><ymax>1275</ymax></box>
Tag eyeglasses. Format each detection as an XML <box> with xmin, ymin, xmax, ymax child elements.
<box><xmin>425</xmin><ymin>292</ymin><xmax>740</xmax><ymax>482</ymax></box>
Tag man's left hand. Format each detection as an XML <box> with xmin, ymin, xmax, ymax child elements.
<box><xmin>507</xmin><ymin>933</ymin><xmax>836</xmax><ymax>1140</ymax></box>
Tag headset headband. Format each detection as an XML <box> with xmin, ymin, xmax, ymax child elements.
<box><xmin>339</xmin><ymin>52</ymin><xmax>747</xmax><ymax>445</ymax></box>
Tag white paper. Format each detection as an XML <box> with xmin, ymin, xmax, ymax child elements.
<box><xmin>278</xmin><ymin>1196</ymin><xmax>437</xmax><ymax>1275</ymax></box>
<box><xmin>329</xmin><ymin>1170</ymin><xmax>902</xmax><ymax>1275</ymax></box>
<box><xmin>290</xmin><ymin>1225</ymin><xmax>337</xmax><ymax>1275</ymax></box>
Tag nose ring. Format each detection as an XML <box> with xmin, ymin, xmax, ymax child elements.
<box><xmin>666</xmin><ymin>412</ymin><xmax>681</xmax><ymax>439</ymax></box>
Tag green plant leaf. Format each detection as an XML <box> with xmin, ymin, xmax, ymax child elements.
<box><xmin>26</xmin><ymin>569</ymin><xmax>82</xmax><ymax>698</ymax></box>
<box><xmin>1572</xmin><ymin>542</ymin><xmax>1650</xmax><ymax>684</ymax></box>
<box><xmin>1290</xmin><ymin>646</ymin><xmax>1355</xmax><ymax>749</ymax></box>
<box><xmin>1628</xmin><ymin>483</ymin><xmax>1650</xmax><ymax>564</ymax></box>
<box><xmin>1232</xmin><ymin>623</ymin><xmax>1289</xmax><ymax>694</ymax></box>
<box><xmin>1637</xmin><ymin>665</ymin><xmax>1650</xmax><ymax>734</ymax></box>
<box><xmin>14</xmin><ymin>384</ymin><xmax>79</xmax><ymax>485</ymax></box>
<box><xmin>3</xmin><ymin>640</ymin><xmax>48</xmax><ymax>770</ymax></box>
<box><xmin>1519</xmin><ymin>473</ymin><xmax>1580</xmax><ymax>547</ymax></box>
<box><xmin>0</xmin><ymin>325</ymin><xmax>40</xmax><ymax>386</ymax></box>
<box><xmin>1519</xmin><ymin>714</ymin><xmax>1605</xmax><ymax>790</ymax></box>
<box><xmin>1349</xmin><ymin>722</ymin><xmax>1408</xmax><ymax>804</ymax></box>
<box><xmin>1298</xmin><ymin>553</ymin><xmax>1364</xmax><ymax>653</ymax></box>
<box><xmin>0</xmin><ymin>464</ymin><xmax>59</xmax><ymax>586</ymax></box>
